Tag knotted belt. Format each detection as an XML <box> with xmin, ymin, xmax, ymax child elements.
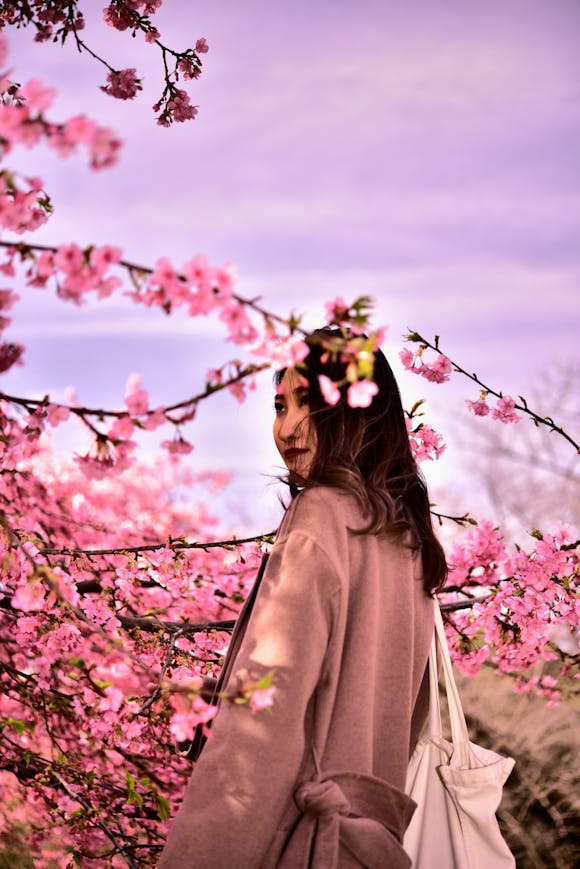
<box><xmin>283</xmin><ymin>772</ymin><xmax>416</xmax><ymax>868</ymax></box>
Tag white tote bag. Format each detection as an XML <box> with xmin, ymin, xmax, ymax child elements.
<box><xmin>404</xmin><ymin>603</ymin><xmax>516</xmax><ymax>869</ymax></box>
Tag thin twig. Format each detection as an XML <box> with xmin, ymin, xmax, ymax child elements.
<box><xmin>37</xmin><ymin>531</ymin><xmax>275</xmax><ymax>557</ymax></box>
<box><xmin>50</xmin><ymin>770</ymin><xmax>138</xmax><ymax>869</ymax></box>
<box><xmin>0</xmin><ymin>362</ymin><xmax>269</xmax><ymax>424</ymax></box>
<box><xmin>406</xmin><ymin>330</ymin><xmax>579</xmax><ymax>451</ymax></box>
<box><xmin>120</xmin><ymin>615</ymin><xmax>235</xmax><ymax>634</ymax></box>
<box><xmin>136</xmin><ymin>626</ymin><xmax>186</xmax><ymax>715</ymax></box>
<box><xmin>0</xmin><ymin>239</ymin><xmax>299</xmax><ymax>332</ymax></box>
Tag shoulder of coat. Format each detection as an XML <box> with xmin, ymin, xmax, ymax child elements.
<box><xmin>285</xmin><ymin>486</ymin><xmax>360</xmax><ymax>535</ymax></box>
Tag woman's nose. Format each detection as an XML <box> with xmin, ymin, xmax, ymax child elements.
<box><xmin>279</xmin><ymin>409</ymin><xmax>301</xmax><ymax>442</ymax></box>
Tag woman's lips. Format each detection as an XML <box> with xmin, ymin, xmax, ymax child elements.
<box><xmin>284</xmin><ymin>448</ymin><xmax>309</xmax><ymax>460</ymax></box>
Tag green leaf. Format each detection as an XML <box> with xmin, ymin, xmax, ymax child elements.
<box><xmin>288</xmin><ymin>312</ymin><xmax>302</xmax><ymax>332</ymax></box>
<box><xmin>156</xmin><ymin>792</ymin><xmax>171</xmax><ymax>822</ymax></box>
<box><xmin>126</xmin><ymin>770</ymin><xmax>143</xmax><ymax>809</ymax></box>
<box><xmin>1</xmin><ymin>717</ymin><xmax>26</xmax><ymax>735</ymax></box>
<box><xmin>255</xmin><ymin>670</ymin><xmax>276</xmax><ymax>690</ymax></box>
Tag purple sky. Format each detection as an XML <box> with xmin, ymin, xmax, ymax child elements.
<box><xmin>3</xmin><ymin>0</ymin><xmax>580</xmax><ymax>532</ymax></box>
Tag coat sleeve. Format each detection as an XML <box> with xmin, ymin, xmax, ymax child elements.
<box><xmin>158</xmin><ymin>527</ymin><xmax>342</xmax><ymax>869</ymax></box>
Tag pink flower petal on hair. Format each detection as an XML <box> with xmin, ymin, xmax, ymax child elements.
<box><xmin>347</xmin><ymin>380</ymin><xmax>378</xmax><ymax>408</ymax></box>
<box><xmin>318</xmin><ymin>375</ymin><xmax>341</xmax><ymax>406</ymax></box>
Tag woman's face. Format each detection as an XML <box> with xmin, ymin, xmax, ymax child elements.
<box><xmin>273</xmin><ymin>368</ymin><xmax>317</xmax><ymax>479</ymax></box>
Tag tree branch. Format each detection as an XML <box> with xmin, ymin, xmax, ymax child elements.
<box><xmin>37</xmin><ymin>531</ymin><xmax>275</xmax><ymax>557</ymax></box>
<box><xmin>405</xmin><ymin>331</ymin><xmax>579</xmax><ymax>451</ymax></box>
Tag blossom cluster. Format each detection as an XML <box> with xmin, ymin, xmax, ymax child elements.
<box><xmin>299</xmin><ymin>322</ymin><xmax>387</xmax><ymax>409</ymax></box>
<box><xmin>406</xmin><ymin>418</ymin><xmax>446</xmax><ymax>462</ymax></box>
<box><xmin>0</xmin><ymin>65</ymin><xmax>122</xmax><ymax>184</ymax></box>
<box><xmin>0</xmin><ymin>284</ymin><xmax>22</xmax><ymax>372</ymax></box>
<box><xmin>0</xmin><ymin>170</ymin><xmax>52</xmax><ymax>234</ymax></box>
<box><xmin>4</xmin><ymin>240</ymin><xmax>253</xmax><ymax>337</ymax></box>
<box><xmin>400</xmin><ymin>345</ymin><xmax>453</xmax><ymax>383</ymax></box>
<box><xmin>466</xmin><ymin>392</ymin><xmax>522</xmax><ymax>424</ymax></box>
<box><xmin>0</xmin><ymin>1</ymin><xmax>208</xmax><ymax>125</ymax></box>
<box><xmin>0</xmin><ymin>433</ymin><xmax>266</xmax><ymax>863</ymax></box>
<box><xmin>100</xmin><ymin>67</ymin><xmax>143</xmax><ymax>100</ymax></box>
<box><xmin>1</xmin><ymin>0</ymin><xmax>86</xmax><ymax>44</ymax></box>
<box><xmin>441</xmin><ymin>521</ymin><xmax>579</xmax><ymax>705</ymax></box>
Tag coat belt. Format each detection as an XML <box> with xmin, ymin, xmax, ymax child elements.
<box><xmin>285</xmin><ymin>772</ymin><xmax>416</xmax><ymax>868</ymax></box>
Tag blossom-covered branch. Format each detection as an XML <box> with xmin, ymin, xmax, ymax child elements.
<box><xmin>402</xmin><ymin>331</ymin><xmax>579</xmax><ymax>452</ymax></box>
<box><xmin>36</xmin><ymin>531</ymin><xmax>275</xmax><ymax>558</ymax></box>
<box><xmin>0</xmin><ymin>0</ymin><xmax>208</xmax><ymax>125</ymax></box>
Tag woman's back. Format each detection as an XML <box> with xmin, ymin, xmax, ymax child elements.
<box><xmin>159</xmin><ymin>485</ymin><xmax>433</xmax><ymax>868</ymax></box>
<box><xmin>299</xmin><ymin>487</ymin><xmax>433</xmax><ymax>789</ymax></box>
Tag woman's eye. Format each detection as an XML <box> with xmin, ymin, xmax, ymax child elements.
<box><xmin>299</xmin><ymin>394</ymin><xmax>310</xmax><ymax>407</ymax></box>
<box><xmin>274</xmin><ymin>401</ymin><xmax>284</xmax><ymax>414</ymax></box>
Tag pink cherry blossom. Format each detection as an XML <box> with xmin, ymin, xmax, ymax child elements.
<box><xmin>195</xmin><ymin>37</ymin><xmax>209</xmax><ymax>54</ymax></box>
<box><xmin>178</xmin><ymin>56</ymin><xmax>201</xmax><ymax>80</ymax></box>
<box><xmin>141</xmin><ymin>407</ymin><xmax>167</xmax><ymax>430</ymax></box>
<box><xmin>213</xmin><ymin>262</ymin><xmax>237</xmax><ymax>297</ymax></box>
<box><xmin>12</xmin><ymin>576</ymin><xmax>46</xmax><ymax>612</ymax></box>
<box><xmin>324</xmin><ymin>296</ymin><xmax>351</xmax><ymax>324</ymax></box>
<box><xmin>169</xmin><ymin>698</ymin><xmax>218</xmax><ymax>743</ymax></box>
<box><xmin>0</xmin><ymin>341</ymin><xmax>24</xmax><ymax>373</ymax></box>
<box><xmin>252</xmin><ymin>335</ymin><xmax>310</xmax><ymax>368</ymax></box>
<box><xmin>249</xmin><ymin>686</ymin><xmax>276</xmax><ymax>713</ymax></box>
<box><xmin>20</xmin><ymin>78</ymin><xmax>57</xmax><ymax>112</ymax></box>
<box><xmin>182</xmin><ymin>254</ymin><xmax>213</xmax><ymax>290</ymax></box>
<box><xmin>145</xmin><ymin>27</ymin><xmax>161</xmax><ymax>44</ymax></box>
<box><xmin>228</xmin><ymin>381</ymin><xmax>247</xmax><ymax>403</ymax></box>
<box><xmin>46</xmin><ymin>403</ymin><xmax>70</xmax><ymax>426</ymax></box>
<box><xmin>206</xmin><ymin>368</ymin><xmax>223</xmax><ymax>384</ymax></box>
<box><xmin>0</xmin><ymin>30</ymin><xmax>7</xmax><ymax>68</ymax></box>
<box><xmin>62</xmin><ymin>114</ymin><xmax>97</xmax><ymax>144</ymax></box>
<box><xmin>466</xmin><ymin>397</ymin><xmax>490</xmax><ymax>416</ymax></box>
<box><xmin>318</xmin><ymin>374</ymin><xmax>341</xmax><ymax>406</ymax></box>
<box><xmin>219</xmin><ymin>302</ymin><xmax>258</xmax><ymax>344</ymax></box>
<box><xmin>63</xmin><ymin>385</ymin><xmax>78</xmax><ymax>406</ymax></box>
<box><xmin>347</xmin><ymin>379</ymin><xmax>378</xmax><ymax>408</ymax></box>
<box><xmin>54</xmin><ymin>243</ymin><xmax>84</xmax><ymax>275</ymax></box>
<box><xmin>399</xmin><ymin>348</ymin><xmax>415</xmax><ymax>370</ymax></box>
<box><xmin>87</xmin><ymin>125</ymin><xmax>123</xmax><ymax>170</ymax></box>
<box><xmin>399</xmin><ymin>348</ymin><xmax>452</xmax><ymax>383</ymax></box>
<box><xmin>406</xmin><ymin>419</ymin><xmax>446</xmax><ymax>462</ymax></box>
<box><xmin>100</xmin><ymin>68</ymin><xmax>143</xmax><ymax>100</ymax></box>
<box><xmin>108</xmin><ymin>415</ymin><xmax>135</xmax><ymax>440</ymax></box>
<box><xmin>161</xmin><ymin>436</ymin><xmax>194</xmax><ymax>455</ymax></box>
<box><xmin>124</xmin><ymin>372</ymin><xmax>149</xmax><ymax>415</ymax></box>
<box><xmin>491</xmin><ymin>395</ymin><xmax>522</xmax><ymax>424</ymax></box>
<box><xmin>89</xmin><ymin>245</ymin><xmax>122</xmax><ymax>274</ymax></box>
<box><xmin>422</xmin><ymin>354</ymin><xmax>452</xmax><ymax>383</ymax></box>
<box><xmin>157</xmin><ymin>88</ymin><xmax>198</xmax><ymax>125</ymax></box>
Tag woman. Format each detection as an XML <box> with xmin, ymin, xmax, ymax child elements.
<box><xmin>158</xmin><ymin>329</ymin><xmax>447</xmax><ymax>868</ymax></box>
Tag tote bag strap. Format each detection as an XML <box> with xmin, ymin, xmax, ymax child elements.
<box><xmin>433</xmin><ymin>600</ymin><xmax>471</xmax><ymax>759</ymax></box>
<box><xmin>426</xmin><ymin>620</ymin><xmax>443</xmax><ymax>737</ymax></box>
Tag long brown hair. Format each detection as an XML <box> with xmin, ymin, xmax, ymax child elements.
<box><xmin>275</xmin><ymin>328</ymin><xmax>447</xmax><ymax>595</ymax></box>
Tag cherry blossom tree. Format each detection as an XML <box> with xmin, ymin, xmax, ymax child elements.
<box><xmin>0</xmin><ymin>7</ymin><xmax>578</xmax><ymax>866</ymax></box>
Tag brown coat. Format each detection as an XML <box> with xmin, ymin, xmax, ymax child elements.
<box><xmin>158</xmin><ymin>486</ymin><xmax>434</xmax><ymax>868</ymax></box>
